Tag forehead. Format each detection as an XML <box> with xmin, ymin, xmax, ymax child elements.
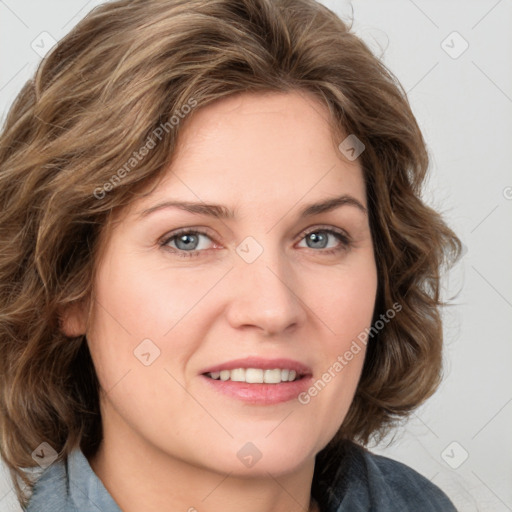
<box><xmin>135</xmin><ymin>91</ymin><xmax>365</xmax><ymax>212</ymax></box>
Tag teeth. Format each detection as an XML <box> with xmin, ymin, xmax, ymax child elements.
<box><xmin>207</xmin><ymin>368</ymin><xmax>300</xmax><ymax>383</ymax></box>
<box><xmin>246</xmin><ymin>368</ymin><xmax>264</xmax><ymax>383</ymax></box>
<box><xmin>263</xmin><ymin>369</ymin><xmax>279</xmax><ymax>383</ymax></box>
<box><xmin>230</xmin><ymin>368</ymin><xmax>245</xmax><ymax>382</ymax></box>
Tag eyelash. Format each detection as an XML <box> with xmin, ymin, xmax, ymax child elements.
<box><xmin>159</xmin><ymin>226</ymin><xmax>352</xmax><ymax>259</ymax></box>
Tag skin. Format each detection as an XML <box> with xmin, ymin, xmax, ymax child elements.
<box><xmin>62</xmin><ymin>90</ymin><xmax>378</xmax><ymax>512</ymax></box>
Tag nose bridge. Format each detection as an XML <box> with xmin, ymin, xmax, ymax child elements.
<box><xmin>226</xmin><ymin>234</ymin><xmax>305</xmax><ymax>335</ymax></box>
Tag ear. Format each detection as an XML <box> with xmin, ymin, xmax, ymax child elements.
<box><xmin>58</xmin><ymin>300</ymin><xmax>88</xmax><ymax>337</ymax></box>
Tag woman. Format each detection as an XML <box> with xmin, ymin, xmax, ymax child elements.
<box><xmin>0</xmin><ymin>0</ymin><xmax>462</xmax><ymax>510</ymax></box>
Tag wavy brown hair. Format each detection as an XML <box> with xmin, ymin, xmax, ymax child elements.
<box><xmin>0</xmin><ymin>0</ymin><xmax>461</xmax><ymax>507</ymax></box>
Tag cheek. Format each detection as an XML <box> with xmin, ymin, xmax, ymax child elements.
<box><xmin>296</xmin><ymin>253</ymin><xmax>377</xmax><ymax>437</ymax></box>
<box><xmin>89</xmin><ymin>249</ymin><xmax>204</xmax><ymax>347</ymax></box>
<box><xmin>310</xmin><ymin>252</ymin><xmax>378</xmax><ymax>351</ymax></box>
<box><xmin>85</xmin><ymin>248</ymin><xmax>227</xmax><ymax>396</ymax></box>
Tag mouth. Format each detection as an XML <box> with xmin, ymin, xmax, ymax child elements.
<box><xmin>199</xmin><ymin>357</ymin><xmax>313</xmax><ymax>405</ymax></box>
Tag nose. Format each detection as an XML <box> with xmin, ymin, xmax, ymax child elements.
<box><xmin>224</xmin><ymin>242</ymin><xmax>307</xmax><ymax>337</ymax></box>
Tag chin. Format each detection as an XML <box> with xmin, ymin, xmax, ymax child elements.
<box><xmin>195</xmin><ymin>430</ymin><xmax>320</xmax><ymax>477</ymax></box>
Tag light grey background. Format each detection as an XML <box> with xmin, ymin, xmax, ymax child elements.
<box><xmin>1</xmin><ymin>1</ymin><xmax>511</xmax><ymax>511</ymax></box>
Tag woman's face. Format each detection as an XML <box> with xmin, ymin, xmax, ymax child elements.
<box><xmin>71</xmin><ymin>91</ymin><xmax>378</xmax><ymax>476</ymax></box>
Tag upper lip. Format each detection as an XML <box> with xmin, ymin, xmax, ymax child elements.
<box><xmin>200</xmin><ymin>357</ymin><xmax>312</xmax><ymax>376</ymax></box>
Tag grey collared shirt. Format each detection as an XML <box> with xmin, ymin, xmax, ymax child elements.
<box><xmin>25</xmin><ymin>442</ymin><xmax>457</xmax><ymax>511</ymax></box>
<box><xmin>26</xmin><ymin>448</ymin><xmax>121</xmax><ymax>512</ymax></box>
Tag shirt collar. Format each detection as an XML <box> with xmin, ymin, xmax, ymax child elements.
<box><xmin>67</xmin><ymin>448</ymin><xmax>122</xmax><ymax>512</ymax></box>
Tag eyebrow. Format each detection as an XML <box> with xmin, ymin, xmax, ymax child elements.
<box><xmin>138</xmin><ymin>193</ymin><xmax>367</xmax><ymax>220</ymax></box>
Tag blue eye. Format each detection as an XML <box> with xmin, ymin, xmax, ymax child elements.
<box><xmin>160</xmin><ymin>226</ymin><xmax>351</xmax><ymax>258</ymax></box>
<box><xmin>160</xmin><ymin>230</ymin><xmax>213</xmax><ymax>258</ymax></box>
<box><xmin>298</xmin><ymin>229</ymin><xmax>350</xmax><ymax>252</ymax></box>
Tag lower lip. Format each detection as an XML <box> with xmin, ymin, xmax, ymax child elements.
<box><xmin>200</xmin><ymin>374</ymin><xmax>313</xmax><ymax>405</ymax></box>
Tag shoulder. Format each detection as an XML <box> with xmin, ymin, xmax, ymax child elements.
<box><xmin>24</xmin><ymin>458</ymin><xmax>76</xmax><ymax>512</ymax></box>
<box><xmin>313</xmin><ymin>441</ymin><xmax>457</xmax><ymax>512</ymax></box>
<box><xmin>361</xmin><ymin>448</ymin><xmax>457</xmax><ymax>511</ymax></box>
<box><xmin>24</xmin><ymin>447</ymin><xmax>122</xmax><ymax>512</ymax></box>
